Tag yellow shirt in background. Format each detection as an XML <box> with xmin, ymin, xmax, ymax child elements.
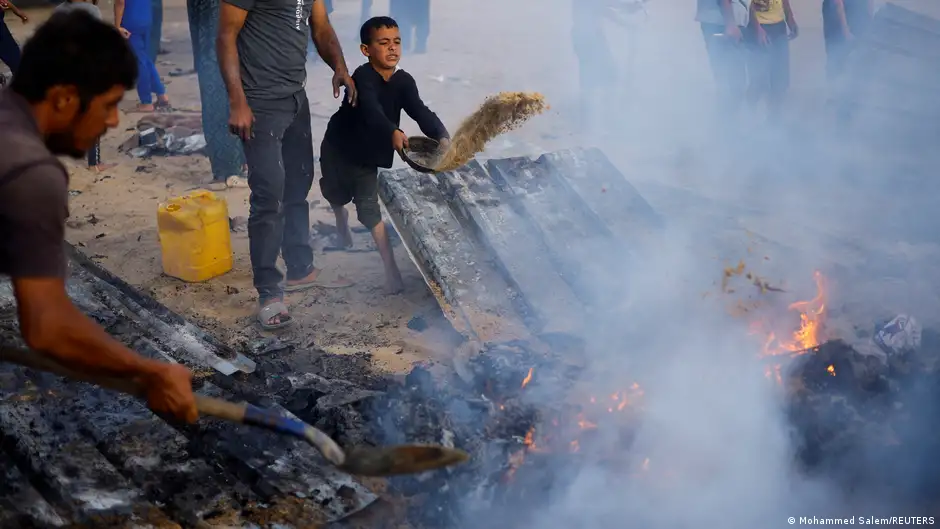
<box><xmin>752</xmin><ymin>0</ymin><xmax>785</xmax><ymax>24</ymax></box>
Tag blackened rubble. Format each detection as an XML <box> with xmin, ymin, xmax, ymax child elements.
<box><xmin>0</xmin><ymin>247</ymin><xmax>382</xmax><ymax>528</ymax></box>
<box><xmin>786</xmin><ymin>336</ymin><xmax>940</xmax><ymax>508</ymax></box>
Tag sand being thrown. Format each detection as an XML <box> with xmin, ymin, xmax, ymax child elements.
<box><xmin>432</xmin><ymin>91</ymin><xmax>547</xmax><ymax>172</ymax></box>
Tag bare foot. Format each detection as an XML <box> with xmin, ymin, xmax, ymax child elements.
<box><xmin>135</xmin><ymin>103</ymin><xmax>155</xmax><ymax>112</ymax></box>
<box><xmin>91</xmin><ymin>163</ymin><xmax>118</xmax><ymax>173</ymax></box>
<box><xmin>338</xmin><ymin>228</ymin><xmax>354</xmax><ymax>249</ymax></box>
<box><xmin>383</xmin><ymin>268</ymin><xmax>404</xmax><ymax>295</ymax></box>
<box><xmin>284</xmin><ymin>268</ymin><xmax>354</xmax><ymax>291</ymax></box>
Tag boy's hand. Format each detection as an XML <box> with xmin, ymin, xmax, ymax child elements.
<box><xmin>438</xmin><ymin>137</ymin><xmax>451</xmax><ymax>150</ymax></box>
<box><xmin>18</xmin><ymin>13</ymin><xmax>27</xmax><ymax>23</ymax></box>
<box><xmin>118</xmin><ymin>27</ymin><xmax>131</xmax><ymax>38</ymax></box>
<box><xmin>724</xmin><ymin>23</ymin><xmax>742</xmax><ymax>42</ymax></box>
<box><xmin>392</xmin><ymin>130</ymin><xmax>408</xmax><ymax>151</ymax></box>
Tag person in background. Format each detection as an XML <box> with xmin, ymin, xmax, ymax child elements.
<box><xmin>0</xmin><ymin>0</ymin><xmax>27</xmax><ymax>75</ymax></box>
<box><xmin>54</xmin><ymin>0</ymin><xmax>117</xmax><ymax>173</ymax></box>
<box><xmin>746</xmin><ymin>0</ymin><xmax>798</xmax><ymax>118</ymax></box>
<box><xmin>822</xmin><ymin>0</ymin><xmax>873</xmax><ymax>78</ymax></box>
<box><xmin>189</xmin><ymin>0</ymin><xmax>246</xmax><ymax>189</ymax></box>
<box><xmin>218</xmin><ymin>0</ymin><xmax>358</xmax><ymax>330</ymax></box>
<box><xmin>115</xmin><ymin>0</ymin><xmax>171</xmax><ymax>112</ymax></box>
<box><xmin>361</xmin><ymin>0</ymin><xmax>372</xmax><ymax>26</ymax></box>
<box><xmin>696</xmin><ymin>0</ymin><xmax>750</xmax><ymax>119</ymax></box>
<box><xmin>150</xmin><ymin>0</ymin><xmax>163</xmax><ymax>62</ymax></box>
<box><xmin>390</xmin><ymin>0</ymin><xmax>429</xmax><ymax>54</ymax></box>
<box><xmin>1</xmin><ymin>9</ymin><xmax>197</xmax><ymax>425</ymax></box>
<box><xmin>571</xmin><ymin>0</ymin><xmax>614</xmax><ymax>134</ymax></box>
<box><xmin>320</xmin><ymin>17</ymin><xmax>449</xmax><ymax>294</ymax></box>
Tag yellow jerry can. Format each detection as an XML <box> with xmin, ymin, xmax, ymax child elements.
<box><xmin>157</xmin><ymin>190</ymin><xmax>234</xmax><ymax>282</ymax></box>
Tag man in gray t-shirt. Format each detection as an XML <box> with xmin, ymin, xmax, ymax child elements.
<box><xmin>218</xmin><ymin>0</ymin><xmax>357</xmax><ymax>330</ymax></box>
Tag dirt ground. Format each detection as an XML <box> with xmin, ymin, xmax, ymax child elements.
<box><xmin>6</xmin><ymin>0</ymin><xmax>940</xmax><ymax>374</ymax></box>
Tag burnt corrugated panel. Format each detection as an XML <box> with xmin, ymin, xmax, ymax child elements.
<box><xmin>378</xmin><ymin>168</ymin><xmax>532</xmax><ymax>343</ymax></box>
<box><xmin>436</xmin><ymin>161</ymin><xmax>584</xmax><ymax>339</ymax></box>
<box><xmin>485</xmin><ymin>155</ymin><xmax>619</xmax><ymax>306</ymax></box>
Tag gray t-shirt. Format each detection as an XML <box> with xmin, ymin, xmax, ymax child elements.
<box><xmin>53</xmin><ymin>1</ymin><xmax>102</xmax><ymax>20</ymax></box>
<box><xmin>222</xmin><ymin>0</ymin><xmax>314</xmax><ymax>100</ymax></box>
<box><xmin>0</xmin><ymin>91</ymin><xmax>70</xmax><ymax>279</ymax></box>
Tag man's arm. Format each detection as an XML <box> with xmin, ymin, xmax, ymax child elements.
<box><xmin>831</xmin><ymin>0</ymin><xmax>851</xmax><ymax>35</ymax></box>
<box><xmin>1</xmin><ymin>167</ymin><xmax>197</xmax><ymax>422</ymax></box>
<box><xmin>401</xmin><ymin>75</ymin><xmax>448</xmax><ymax>141</ymax></box>
<box><xmin>1</xmin><ymin>0</ymin><xmax>28</xmax><ymax>22</ymax></box>
<box><xmin>217</xmin><ymin>3</ymin><xmax>250</xmax><ymax>112</ymax></box>
<box><xmin>309</xmin><ymin>0</ymin><xmax>347</xmax><ymax>75</ymax></box>
<box><xmin>310</xmin><ymin>0</ymin><xmax>356</xmax><ymax>104</ymax></box>
<box><xmin>114</xmin><ymin>0</ymin><xmax>125</xmax><ymax>28</ymax></box>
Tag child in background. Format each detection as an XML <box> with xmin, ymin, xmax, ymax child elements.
<box><xmin>746</xmin><ymin>0</ymin><xmax>798</xmax><ymax>118</ymax></box>
<box><xmin>55</xmin><ymin>0</ymin><xmax>117</xmax><ymax>172</ymax></box>
<box><xmin>115</xmin><ymin>0</ymin><xmax>170</xmax><ymax>112</ymax></box>
<box><xmin>319</xmin><ymin>16</ymin><xmax>449</xmax><ymax>294</ymax></box>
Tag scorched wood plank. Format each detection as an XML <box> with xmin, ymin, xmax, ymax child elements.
<box><xmin>485</xmin><ymin>155</ymin><xmax>618</xmax><ymax>305</ymax></box>
<box><xmin>436</xmin><ymin>161</ymin><xmax>583</xmax><ymax>338</ymax></box>
<box><xmin>378</xmin><ymin>168</ymin><xmax>532</xmax><ymax>343</ymax></box>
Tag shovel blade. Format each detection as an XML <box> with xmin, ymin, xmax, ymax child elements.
<box><xmin>339</xmin><ymin>445</ymin><xmax>469</xmax><ymax>477</ymax></box>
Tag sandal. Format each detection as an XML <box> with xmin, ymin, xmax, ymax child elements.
<box><xmin>257</xmin><ymin>300</ymin><xmax>293</xmax><ymax>330</ymax></box>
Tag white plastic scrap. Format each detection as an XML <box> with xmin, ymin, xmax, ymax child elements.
<box><xmin>874</xmin><ymin>314</ymin><xmax>921</xmax><ymax>357</ymax></box>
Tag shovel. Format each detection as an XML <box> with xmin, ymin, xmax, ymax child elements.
<box><xmin>0</xmin><ymin>346</ymin><xmax>468</xmax><ymax>477</ymax></box>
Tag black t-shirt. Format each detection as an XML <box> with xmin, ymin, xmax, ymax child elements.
<box><xmin>323</xmin><ymin>64</ymin><xmax>448</xmax><ymax>169</ymax></box>
<box><xmin>0</xmin><ymin>91</ymin><xmax>70</xmax><ymax>279</ymax></box>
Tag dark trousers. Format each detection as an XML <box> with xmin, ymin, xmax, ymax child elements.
<box><xmin>390</xmin><ymin>0</ymin><xmax>430</xmax><ymax>53</ymax></box>
<box><xmin>149</xmin><ymin>0</ymin><xmax>163</xmax><ymax>61</ymax></box>
<box><xmin>746</xmin><ymin>22</ymin><xmax>790</xmax><ymax>112</ymax></box>
<box><xmin>700</xmin><ymin>23</ymin><xmax>747</xmax><ymax>115</ymax></box>
<box><xmin>0</xmin><ymin>18</ymin><xmax>20</xmax><ymax>73</ymax></box>
<box><xmin>87</xmin><ymin>141</ymin><xmax>101</xmax><ymax>167</ymax></box>
<box><xmin>188</xmin><ymin>0</ymin><xmax>245</xmax><ymax>180</ymax></box>
<box><xmin>244</xmin><ymin>91</ymin><xmax>315</xmax><ymax>304</ymax></box>
<box><xmin>126</xmin><ymin>25</ymin><xmax>166</xmax><ymax>104</ymax></box>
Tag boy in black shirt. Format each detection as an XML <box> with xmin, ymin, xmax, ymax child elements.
<box><xmin>320</xmin><ymin>16</ymin><xmax>449</xmax><ymax>294</ymax></box>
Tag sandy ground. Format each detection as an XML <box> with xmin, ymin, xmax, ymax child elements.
<box><xmin>6</xmin><ymin>0</ymin><xmax>940</xmax><ymax>374</ymax></box>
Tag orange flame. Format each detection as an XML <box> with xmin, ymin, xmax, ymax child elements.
<box><xmin>521</xmin><ymin>367</ymin><xmax>534</xmax><ymax>389</ymax></box>
<box><xmin>763</xmin><ymin>271</ymin><xmax>828</xmax><ymax>356</ymax></box>
<box><xmin>827</xmin><ymin>364</ymin><xmax>836</xmax><ymax>377</ymax></box>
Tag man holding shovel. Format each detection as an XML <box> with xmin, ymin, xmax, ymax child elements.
<box><xmin>0</xmin><ymin>11</ymin><xmax>198</xmax><ymax>424</ymax></box>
